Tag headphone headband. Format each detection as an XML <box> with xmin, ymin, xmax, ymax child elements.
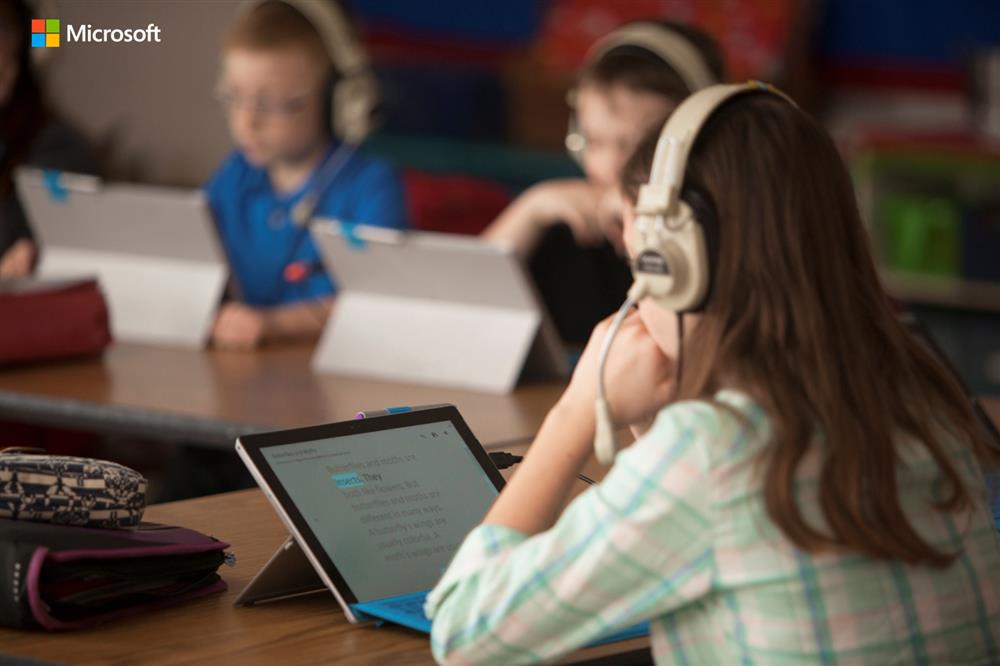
<box><xmin>587</xmin><ymin>23</ymin><xmax>717</xmax><ymax>93</ymax></box>
<box><xmin>275</xmin><ymin>0</ymin><xmax>369</xmax><ymax>77</ymax></box>
<box><xmin>636</xmin><ymin>82</ymin><xmax>795</xmax><ymax>219</ymax></box>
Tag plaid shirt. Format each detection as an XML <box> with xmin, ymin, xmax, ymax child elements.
<box><xmin>426</xmin><ymin>391</ymin><xmax>1000</xmax><ymax>665</ymax></box>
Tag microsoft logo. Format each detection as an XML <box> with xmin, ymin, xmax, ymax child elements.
<box><xmin>30</xmin><ymin>18</ymin><xmax>162</xmax><ymax>47</ymax></box>
<box><xmin>31</xmin><ymin>18</ymin><xmax>60</xmax><ymax>48</ymax></box>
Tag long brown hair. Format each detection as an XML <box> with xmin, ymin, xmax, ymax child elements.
<box><xmin>622</xmin><ymin>93</ymin><xmax>996</xmax><ymax>567</ymax></box>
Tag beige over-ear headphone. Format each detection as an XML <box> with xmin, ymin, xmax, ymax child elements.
<box><xmin>594</xmin><ymin>82</ymin><xmax>796</xmax><ymax>465</ymax></box>
<box><xmin>565</xmin><ymin>22</ymin><xmax>720</xmax><ymax>166</ymax></box>
<box><xmin>238</xmin><ymin>0</ymin><xmax>378</xmax><ymax>144</ymax></box>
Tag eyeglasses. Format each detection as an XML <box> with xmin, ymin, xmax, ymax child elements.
<box><xmin>214</xmin><ymin>87</ymin><xmax>316</xmax><ymax>118</ymax></box>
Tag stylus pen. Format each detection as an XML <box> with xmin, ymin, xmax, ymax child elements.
<box><xmin>355</xmin><ymin>403</ymin><xmax>451</xmax><ymax>419</ymax></box>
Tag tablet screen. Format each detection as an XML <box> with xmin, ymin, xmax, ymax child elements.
<box><xmin>252</xmin><ymin>416</ymin><xmax>501</xmax><ymax>602</ymax></box>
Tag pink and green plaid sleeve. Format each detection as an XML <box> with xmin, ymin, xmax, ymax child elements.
<box><xmin>426</xmin><ymin>401</ymin><xmax>723</xmax><ymax>665</ymax></box>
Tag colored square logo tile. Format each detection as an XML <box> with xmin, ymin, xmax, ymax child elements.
<box><xmin>31</xmin><ymin>19</ymin><xmax>44</xmax><ymax>33</ymax></box>
<box><xmin>45</xmin><ymin>33</ymin><xmax>59</xmax><ymax>48</ymax></box>
<box><xmin>31</xmin><ymin>33</ymin><xmax>45</xmax><ymax>48</ymax></box>
<box><xmin>46</xmin><ymin>19</ymin><xmax>59</xmax><ymax>33</ymax></box>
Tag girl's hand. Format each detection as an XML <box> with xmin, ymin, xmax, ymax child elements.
<box><xmin>560</xmin><ymin>310</ymin><xmax>676</xmax><ymax>428</ymax></box>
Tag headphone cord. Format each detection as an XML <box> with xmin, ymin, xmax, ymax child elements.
<box><xmin>488</xmin><ymin>451</ymin><xmax>596</xmax><ymax>486</ymax></box>
<box><xmin>596</xmin><ymin>296</ymin><xmax>639</xmax><ymax>413</ymax></box>
<box><xmin>594</xmin><ymin>280</ymin><xmax>648</xmax><ymax>465</ymax></box>
<box><xmin>262</xmin><ymin>142</ymin><xmax>358</xmax><ymax>306</ymax></box>
<box><xmin>674</xmin><ymin>312</ymin><xmax>685</xmax><ymax>399</ymax></box>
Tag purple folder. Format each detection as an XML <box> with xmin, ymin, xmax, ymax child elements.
<box><xmin>0</xmin><ymin>519</ymin><xmax>232</xmax><ymax>631</ymax></box>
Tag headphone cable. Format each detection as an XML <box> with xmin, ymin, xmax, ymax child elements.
<box><xmin>674</xmin><ymin>312</ymin><xmax>685</xmax><ymax>399</ymax></box>
<box><xmin>259</xmin><ymin>142</ymin><xmax>358</xmax><ymax>305</ymax></box>
<box><xmin>594</xmin><ymin>280</ymin><xmax>647</xmax><ymax>465</ymax></box>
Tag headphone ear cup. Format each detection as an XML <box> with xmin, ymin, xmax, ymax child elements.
<box><xmin>322</xmin><ymin>74</ymin><xmax>337</xmax><ymax>137</ymax></box>
<box><xmin>565</xmin><ymin>112</ymin><xmax>585</xmax><ymax>168</ymax></box>
<box><xmin>678</xmin><ymin>187</ymin><xmax>719</xmax><ymax>313</ymax></box>
<box><xmin>631</xmin><ymin>199</ymin><xmax>711</xmax><ymax>312</ymax></box>
<box><xmin>564</xmin><ymin>88</ymin><xmax>585</xmax><ymax>168</ymax></box>
<box><xmin>332</xmin><ymin>73</ymin><xmax>378</xmax><ymax>144</ymax></box>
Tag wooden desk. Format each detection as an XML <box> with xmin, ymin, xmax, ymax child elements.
<box><xmin>1</xmin><ymin>340</ymin><xmax>996</xmax><ymax>450</ymax></box>
<box><xmin>1</xmin><ymin>402</ymin><xmax>997</xmax><ymax>664</ymax></box>
<box><xmin>0</xmin><ymin>490</ymin><xmax>649</xmax><ymax>665</ymax></box>
<box><xmin>0</xmin><ymin>342</ymin><xmax>566</xmax><ymax>448</ymax></box>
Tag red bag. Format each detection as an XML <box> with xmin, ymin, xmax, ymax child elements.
<box><xmin>0</xmin><ymin>278</ymin><xmax>111</xmax><ymax>365</ymax></box>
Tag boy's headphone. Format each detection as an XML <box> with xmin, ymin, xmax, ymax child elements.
<box><xmin>238</xmin><ymin>0</ymin><xmax>378</xmax><ymax>144</ymax></box>
<box><xmin>594</xmin><ymin>82</ymin><xmax>796</xmax><ymax>464</ymax></box>
<box><xmin>565</xmin><ymin>22</ymin><xmax>720</xmax><ymax>166</ymax></box>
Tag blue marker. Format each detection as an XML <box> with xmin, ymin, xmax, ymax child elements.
<box><xmin>42</xmin><ymin>169</ymin><xmax>69</xmax><ymax>203</ymax></box>
<box><xmin>355</xmin><ymin>403</ymin><xmax>450</xmax><ymax>419</ymax></box>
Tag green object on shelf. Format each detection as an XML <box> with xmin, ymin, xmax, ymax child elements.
<box><xmin>879</xmin><ymin>195</ymin><xmax>959</xmax><ymax>277</ymax></box>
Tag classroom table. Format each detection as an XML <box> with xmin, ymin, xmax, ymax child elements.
<box><xmin>0</xmin><ymin>338</ymin><xmax>996</xmax><ymax>466</ymax></box>
<box><xmin>1</xmin><ymin>344</ymin><xmax>998</xmax><ymax>664</ymax></box>
<box><xmin>0</xmin><ymin>342</ymin><xmax>568</xmax><ymax>449</ymax></box>
<box><xmin>0</xmin><ymin>488</ymin><xmax>651</xmax><ymax>666</ymax></box>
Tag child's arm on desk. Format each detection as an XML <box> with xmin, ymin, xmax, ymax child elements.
<box><xmin>211</xmin><ymin>298</ymin><xmax>332</xmax><ymax>350</ymax></box>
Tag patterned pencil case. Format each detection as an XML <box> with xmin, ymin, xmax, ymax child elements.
<box><xmin>0</xmin><ymin>448</ymin><xmax>147</xmax><ymax>529</ymax></box>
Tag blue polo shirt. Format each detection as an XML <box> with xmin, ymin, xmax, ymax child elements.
<box><xmin>205</xmin><ymin>143</ymin><xmax>407</xmax><ymax>307</ymax></box>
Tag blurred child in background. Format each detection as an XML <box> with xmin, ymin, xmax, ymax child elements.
<box><xmin>0</xmin><ymin>0</ymin><xmax>96</xmax><ymax>279</ymax></box>
<box><xmin>206</xmin><ymin>0</ymin><xmax>406</xmax><ymax>350</ymax></box>
<box><xmin>483</xmin><ymin>21</ymin><xmax>724</xmax><ymax>343</ymax></box>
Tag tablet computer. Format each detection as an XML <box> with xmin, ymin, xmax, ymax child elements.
<box><xmin>235</xmin><ymin>405</ymin><xmax>505</xmax><ymax>624</ymax></box>
<box><xmin>15</xmin><ymin>168</ymin><xmax>227</xmax><ymax>347</ymax></box>
<box><xmin>310</xmin><ymin>222</ymin><xmax>568</xmax><ymax>393</ymax></box>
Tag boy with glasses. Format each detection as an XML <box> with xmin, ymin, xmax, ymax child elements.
<box><xmin>206</xmin><ymin>0</ymin><xmax>406</xmax><ymax>350</ymax></box>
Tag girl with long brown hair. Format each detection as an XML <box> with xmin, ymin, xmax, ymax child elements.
<box><xmin>426</xmin><ymin>85</ymin><xmax>1000</xmax><ymax>664</ymax></box>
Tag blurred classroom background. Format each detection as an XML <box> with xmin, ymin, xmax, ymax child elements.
<box><xmin>18</xmin><ymin>0</ymin><xmax>1000</xmax><ymax>441</ymax></box>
